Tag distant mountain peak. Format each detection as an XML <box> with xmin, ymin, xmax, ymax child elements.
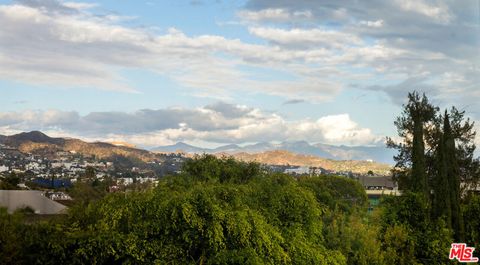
<box><xmin>16</xmin><ymin>130</ymin><xmax>50</xmax><ymax>139</ymax></box>
<box><xmin>151</xmin><ymin>142</ymin><xmax>209</xmax><ymax>153</ymax></box>
<box><xmin>0</xmin><ymin>130</ymin><xmax>159</xmax><ymax>162</ymax></box>
<box><xmin>6</xmin><ymin>130</ymin><xmax>64</xmax><ymax>145</ymax></box>
<box><xmin>213</xmin><ymin>144</ymin><xmax>241</xmax><ymax>152</ymax></box>
<box><xmin>176</xmin><ymin>142</ymin><xmax>195</xmax><ymax>147</ymax></box>
<box><xmin>220</xmin><ymin>144</ymin><xmax>240</xmax><ymax>148</ymax></box>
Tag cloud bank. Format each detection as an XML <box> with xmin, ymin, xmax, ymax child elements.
<box><xmin>1</xmin><ymin>0</ymin><xmax>476</xmax><ymax>106</ymax></box>
<box><xmin>0</xmin><ymin>103</ymin><xmax>381</xmax><ymax>147</ymax></box>
<box><xmin>240</xmin><ymin>0</ymin><xmax>479</xmax><ymax>107</ymax></box>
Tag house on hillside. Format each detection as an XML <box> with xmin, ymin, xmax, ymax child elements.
<box><xmin>358</xmin><ymin>175</ymin><xmax>395</xmax><ymax>190</ymax></box>
<box><xmin>0</xmin><ymin>165</ymin><xmax>8</xmax><ymax>172</ymax></box>
<box><xmin>357</xmin><ymin>175</ymin><xmax>400</xmax><ymax>211</ymax></box>
<box><xmin>284</xmin><ymin>166</ymin><xmax>326</xmax><ymax>176</ymax></box>
<box><xmin>43</xmin><ymin>191</ymin><xmax>72</xmax><ymax>201</ymax></box>
<box><xmin>284</xmin><ymin>166</ymin><xmax>310</xmax><ymax>175</ymax></box>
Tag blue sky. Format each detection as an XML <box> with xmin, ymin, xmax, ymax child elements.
<box><xmin>0</xmin><ymin>0</ymin><xmax>478</xmax><ymax>148</ymax></box>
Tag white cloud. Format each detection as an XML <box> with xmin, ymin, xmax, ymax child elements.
<box><xmin>0</xmin><ymin>4</ymin><xmax>142</xmax><ymax>92</ymax></box>
<box><xmin>0</xmin><ymin>1</ymin><xmax>347</xmax><ymax>101</ymax></box>
<box><xmin>237</xmin><ymin>8</ymin><xmax>312</xmax><ymax>22</ymax></box>
<box><xmin>394</xmin><ymin>0</ymin><xmax>452</xmax><ymax>23</ymax></box>
<box><xmin>242</xmin><ymin>0</ymin><xmax>479</xmax><ymax>111</ymax></box>
<box><xmin>308</xmin><ymin>114</ymin><xmax>378</xmax><ymax>145</ymax></box>
<box><xmin>359</xmin><ymin>20</ymin><xmax>384</xmax><ymax>28</ymax></box>
<box><xmin>0</xmin><ymin>105</ymin><xmax>381</xmax><ymax>147</ymax></box>
<box><xmin>248</xmin><ymin>27</ymin><xmax>363</xmax><ymax>49</ymax></box>
<box><xmin>0</xmin><ymin>0</ymin><xmax>478</xmax><ymax>117</ymax></box>
<box><xmin>62</xmin><ymin>2</ymin><xmax>97</xmax><ymax>10</ymax></box>
<box><xmin>238</xmin><ymin>8</ymin><xmax>290</xmax><ymax>21</ymax></box>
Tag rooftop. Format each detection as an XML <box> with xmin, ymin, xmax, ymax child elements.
<box><xmin>0</xmin><ymin>190</ymin><xmax>67</xmax><ymax>214</ymax></box>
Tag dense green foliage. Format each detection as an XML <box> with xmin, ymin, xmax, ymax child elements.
<box><xmin>463</xmin><ymin>194</ymin><xmax>480</xmax><ymax>247</ymax></box>
<box><xmin>0</xmin><ymin>156</ymin><xmax>373</xmax><ymax>264</ymax></box>
<box><xmin>378</xmin><ymin>192</ymin><xmax>452</xmax><ymax>264</ymax></box>
<box><xmin>1</xmin><ymin>154</ymin><xmax>479</xmax><ymax>264</ymax></box>
<box><xmin>0</xmin><ymin>172</ymin><xmax>20</xmax><ymax>189</ymax></box>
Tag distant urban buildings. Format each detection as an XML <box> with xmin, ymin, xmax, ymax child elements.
<box><xmin>0</xmin><ymin>144</ymin><xmax>185</xmax><ymax>190</ymax></box>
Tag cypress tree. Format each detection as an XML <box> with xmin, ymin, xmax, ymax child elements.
<box><xmin>410</xmin><ymin>95</ymin><xmax>429</xmax><ymax>197</ymax></box>
<box><xmin>443</xmin><ymin>112</ymin><xmax>465</xmax><ymax>241</ymax></box>
<box><xmin>387</xmin><ymin>92</ymin><xmax>438</xmax><ymax>194</ymax></box>
<box><xmin>432</xmin><ymin>130</ymin><xmax>451</xmax><ymax>227</ymax></box>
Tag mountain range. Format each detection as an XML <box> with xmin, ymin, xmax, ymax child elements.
<box><xmin>0</xmin><ymin>131</ymin><xmax>158</xmax><ymax>162</ymax></box>
<box><xmin>0</xmin><ymin>131</ymin><xmax>394</xmax><ymax>174</ymax></box>
<box><xmin>151</xmin><ymin>141</ymin><xmax>395</xmax><ymax>164</ymax></box>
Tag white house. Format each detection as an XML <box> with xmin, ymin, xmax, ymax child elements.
<box><xmin>0</xmin><ymin>165</ymin><xmax>8</xmax><ymax>172</ymax></box>
<box><xmin>284</xmin><ymin>166</ymin><xmax>310</xmax><ymax>175</ymax></box>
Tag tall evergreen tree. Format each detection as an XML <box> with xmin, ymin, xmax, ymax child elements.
<box><xmin>411</xmin><ymin>107</ymin><xmax>428</xmax><ymax>196</ymax></box>
<box><xmin>387</xmin><ymin>92</ymin><xmax>437</xmax><ymax>195</ymax></box>
<box><xmin>432</xmin><ymin>130</ymin><xmax>451</xmax><ymax>228</ymax></box>
<box><xmin>443</xmin><ymin>112</ymin><xmax>465</xmax><ymax>241</ymax></box>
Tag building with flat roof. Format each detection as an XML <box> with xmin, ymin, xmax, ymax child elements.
<box><xmin>357</xmin><ymin>175</ymin><xmax>399</xmax><ymax>212</ymax></box>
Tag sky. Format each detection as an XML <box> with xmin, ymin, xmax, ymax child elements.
<box><xmin>0</xmin><ymin>0</ymin><xmax>479</xmax><ymax>149</ymax></box>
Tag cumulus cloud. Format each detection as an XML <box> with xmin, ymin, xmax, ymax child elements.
<box><xmin>237</xmin><ymin>8</ymin><xmax>312</xmax><ymax>22</ymax></box>
<box><xmin>242</xmin><ymin>0</ymin><xmax>479</xmax><ymax>111</ymax></box>
<box><xmin>2</xmin><ymin>0</ymin><xmax>476</xmax><ymax>109</ymax></box>
<box><xmin>6</xmin><ymin>0</ymin><xmax>474</xmax><ymax>104</ymax></box>
<box><xmin>0</xmin><ymin>104</ymin><xmax>381</xmax><ymax>147</ymax></box>
<box><xmin>359</xmin><ymin>20</ymin><xmax>384</xmax><ymax>28</ymax></box>
<box><xmin>0</xmin><ymin>2</ymin><xmax>143</xmax><ymax>92</ymax></box>
<box><xmin>393</xmin><ymin>0</ymin><xmax>452</xmax><ymax>23</ymax></box>
<box><xmin>0</xmin><ymin>0</ymin><xmax>347</xmax><ymax>100</ymax></box>
<box><xmin>248</xmin><ymin>27</ymin><xmax>363</xmax><ymax>49</ymax></box>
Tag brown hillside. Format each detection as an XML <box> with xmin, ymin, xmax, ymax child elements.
<box><xmin>218</xmin><ymin>150</ymin><xmax>391</xmax><ymax>175</ymax></box>
<box><xmin>5</xmin><ymin>131</ymin><xmax>158</xmax><ymax>161</ymax></box>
